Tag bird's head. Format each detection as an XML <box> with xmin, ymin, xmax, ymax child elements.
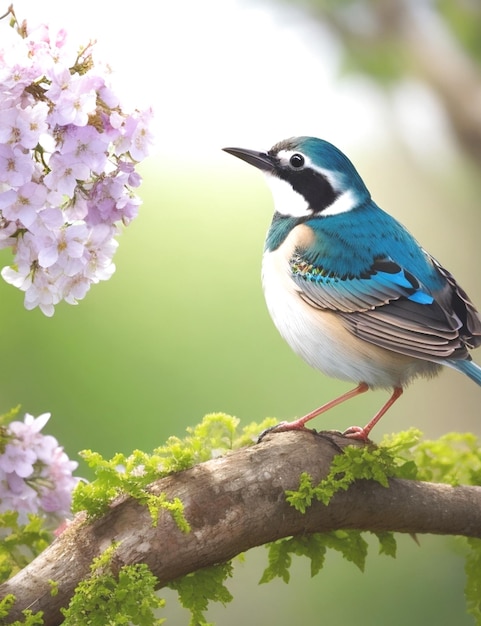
<box><xmin>223</xmin><ymin>136</ymin><xmax>371</xmax><ymax>219</ymax></box>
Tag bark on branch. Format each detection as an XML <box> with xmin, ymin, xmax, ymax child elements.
<box><xmin>2</xmin><ymin>430</ymin><xmax>481</xmax><ymax>625</ymax></box>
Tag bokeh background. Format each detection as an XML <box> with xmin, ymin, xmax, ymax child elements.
<box><xmin>3</xmin><ymin>1</ymin><xmax>481</xmax><ymax>624</ymax></box>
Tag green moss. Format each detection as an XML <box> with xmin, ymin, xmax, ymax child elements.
<box><xmin>0</xmin><ymin>595</ymin><xmax>44</xmax><ymax>625</ymax></box>
<box><xmin>285</xmin><ymin>428</ymin><xmax>421</xmax><ymax>511</ymax></box>
<box><xmin>71</xmin><ymin>413</ymin><xmax>276</xmax><ymax>527</ymax></box>
<box><xmin>61</xmin><ymin>544</ymin><xmax>165</xmax><ymax>626</ymax></box>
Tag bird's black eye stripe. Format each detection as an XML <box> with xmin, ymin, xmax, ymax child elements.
<box><xmin>289</xmin><ymin>153</ymin><xmax>305</xmax><ymax>169</ymax></box>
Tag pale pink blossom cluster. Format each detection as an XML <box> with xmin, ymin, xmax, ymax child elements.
<box><xmin>0</xmin><ymin>20</ymin><xmax>153</xmax><ymax>315</ymax></box>
<box><xmin>0</xmin><ymin>412</ymin><xmax>79</xmax><ymax>523</ymax></box>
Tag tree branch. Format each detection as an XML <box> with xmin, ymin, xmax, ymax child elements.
<box><xmin>2</xmin><ymin>430</ymin><xmax>481</xmax><ymax>625</ymax></box>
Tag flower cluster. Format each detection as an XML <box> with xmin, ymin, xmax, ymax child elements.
<box><xmin>0</xmin><ymin>412</ymin><xmax>79</xmax><ymax>523</ymax></box>
<box><xmin>0</xmin><ymin>15</ymin><xmax>153</xmax><ymax>315</ymax></box>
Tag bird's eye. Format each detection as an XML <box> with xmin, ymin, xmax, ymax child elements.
<box><xmin>289</xmin><ymin>153</ymin><xmax>305</xmax><ymax>169</ymax></box>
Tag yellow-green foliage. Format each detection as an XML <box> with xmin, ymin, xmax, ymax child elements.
<box><xmin>285</xmin><ymin>428</ymin><xmax>421</xmax><ymax>512</ymax></box>
<box><xmin>0</xmin><ymin>595</ymin><xmax>44</xmax><ymax>625</ymax></box>
<box><xmin>0</xmin><ymin>512</ymin><xmax>51</xmax><ymax>583</ymax></box>
<box><xmin>61</xmin><ymin>544</ymin><xmax>165</xmax><ymax>626</ymax></box>
<box><xmin>72</xmin><ymin>413</ymin><xmax>275</xmax><ymax>527</ymax></box>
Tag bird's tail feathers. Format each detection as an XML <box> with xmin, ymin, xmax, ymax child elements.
<box><xmin>445</xmin><ymin>359</ymin><xmax>481</xmax><ymax>387</ymax></box>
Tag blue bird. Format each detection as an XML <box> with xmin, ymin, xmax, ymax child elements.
<box><xmin>223</xmin><ymin>137</ymin><xmax>481</xmax><ymax>440</ymax></box>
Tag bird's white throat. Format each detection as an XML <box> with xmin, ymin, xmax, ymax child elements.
<box><xmin>265</xmin><ymin>175</ymin><xmax>310</xmax><ymax>217</ymax></box>
<box><xmin>265</xmin><ymin>173</ymin><xmax>358</xmax><ymax>218</ymax></box>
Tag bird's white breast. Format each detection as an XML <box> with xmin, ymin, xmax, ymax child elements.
<box><xmin>261</xmin><ymin>224</ymin><xmax>435</xmax><ymax>389</ymax></box>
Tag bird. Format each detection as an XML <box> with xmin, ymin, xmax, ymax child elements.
<box><xmin>223</xmin><ymin>136</ymin><xmax>481</xmax><ymax>441</ymax></box>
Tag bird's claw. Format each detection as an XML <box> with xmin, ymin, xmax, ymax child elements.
<box><xmin>342</xmin><ymin>425</ymin><xmax>371</xmax><ymax>442</ymax></box>
<box><xmin>257</xmin><ymin>421</ymin><xmax>314</xmax><ymax>443</ymax></box>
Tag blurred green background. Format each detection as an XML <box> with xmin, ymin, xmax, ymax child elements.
<box><xmin>6</xmin><ymin>0</ymin><xmax>481</xmax><ymax>623</ymax></box>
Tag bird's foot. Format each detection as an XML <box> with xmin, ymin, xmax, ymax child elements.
<box><xmin>257</xmin><ymin>420</ymin><xmax>315</xmax><ymax>443</ymax></box>
<box><xmin>342</xmin><ymin>425</ymin><xmax>372</xmax><ymax>442</ymax></box>
<box><xmin>258</xmin><ymin>384</ymin><xmax>373</xmax><ymax>443</ymax></box>
<box><xmin>341</xmin><ymin>387</ymin><xmax>403</xmax><ymax>442</ymax></box>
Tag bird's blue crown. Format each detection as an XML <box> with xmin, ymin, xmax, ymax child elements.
<box><xmin>274</xmin><ymin>136</ymin><xmax>370</xmax><ymax>199</ymax></box>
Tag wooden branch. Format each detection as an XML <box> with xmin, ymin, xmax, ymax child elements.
<box><xmin>2</xmin><ymin>430</ymin><xmax>481</xmax><ymax>625</ymax></box>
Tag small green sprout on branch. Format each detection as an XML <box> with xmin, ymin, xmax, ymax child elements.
<box><xmin>285</xmin><ymin>428</ymin><xmax>421</xmax><ymax>512</ymax></box>
<box><xmin>60</xmin><ymin>544</ymin><xmax>165</xmax><ymax>626</ymax></box>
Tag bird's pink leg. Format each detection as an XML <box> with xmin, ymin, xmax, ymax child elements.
<box><xmin>343</xmin><ymin>387</ymin><xmax>403</xmax><ymax>441</ymax></box>
<box><xmin>269</xmin><ymin>382</ymin><xmax>369</xmax><ymax>432</ymax></box>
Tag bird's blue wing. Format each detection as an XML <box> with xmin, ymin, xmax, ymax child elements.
<box><xmin>291</xmin><ymin>257</ymin><xmax>433</xmax><ymax>312</ymax></box>
<box><xmin>291</xmin><ymin>254</ymin><xmax>481</xmax><ymax>361</ymax></box>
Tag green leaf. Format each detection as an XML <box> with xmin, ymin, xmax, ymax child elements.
<box><xmin>260</xmin><ymin>530</ymin><xmax>369</xmax><ymax>585</ymax></box>
<box><xmin>0</xmin><ymin>405</ymin><xmax>21</xmax><ymax>427</ymax></box>
<box><xmin>259</xmin><ymin>540</ymin><xmax>294</xmax><ymax>584</ymax></box>
<box><xmin>324</xmin><ymin>530</ymin><xmax>368</xmax><ymax>572</ymax></box>
<box><xmin>168</xmin><ymin>563</ymin><xmax>234</xmax><ymax>626</ymax></box>
<box><xmin>0</xmin><ymin>596</ymin><xmax>15</xmax><ymax>619</ymax></box>
<box><xmin>374</xmin><ymin>532</ymin><xmax>397</xmax><ymax>558</ymax></box>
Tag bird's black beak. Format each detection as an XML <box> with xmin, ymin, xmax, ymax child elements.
<box><xmin>223</xmin><ymin>147</ymin><xmax>275</xmax><ymax>173</ymax></box>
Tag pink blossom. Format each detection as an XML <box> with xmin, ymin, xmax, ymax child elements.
<box><xmin>59</xmin><ymin>273</ymin><xmax>91</xmax><ymax>304</ymax></box>
<box><xmin>0</xmin><ymin>20</ymin><xmax>152</xmax><ymax>315</ymax></box>
<box><xmin>0</xmin><ymin>107</ymin><xmax>21</xmax><ymax>144</ymax></box>
<box><xmin>1</xmin><ymin>264</ymin><xmax>32</xmax><ymax>291</ymax></box>
<box><xmin>46</xmin><ymin>71</ymin><xmax>98</xmax><ymax>127</ymax></box>
<box><xmin>37</xmin><ymin>222</ymin><xmax>87</xmax><ymax>270</ymax></box>
<box><xmin>23</xmin><ymin>270</ymin><xmax>61</xmax><ymax>316</ymax></box>
<box><xmin>16</xmin><ymin>103</ymin><xmax>49</xmax><ymax>148</ymax></box>
<box><xmin>1</xmin><ymin>231</ymin><xmax>40</xmax><ymax>289</ymax></box>
<box><xmin>0</xmin><ymin>144</ymin><xmax>35</xmax><ymax>187</ymax></box>
<box><xmin>127</xmin><ymin>108</ymin><xmax>155</xmax><ymax>161</ymax></box>
<box><xmin>0</xmin><ymin>441</ymin><xmax>37</xmax><ymax>478</ymax></box>
<box><xmin>44</xmin><ymin>152</ymin><xmax>91</xmax><ymax>197</ymax></box>
<box><xmin>83</xmin><ymin>223</ymin><xmax>118</xmax><ymax>281</ymax></box>
<box><xmin>0</xmin><ymin>181</ymin><xmax>47</xmax><ymax>227</ymax></box>
<box><xmin>0</xmin><ymin>217</ymin><xmax>17</xmax><ymax>250</ymax></box>
<box><xmin>0</xmin><ymin>103</ymin><xmax>48</xmax><ymax>148</ymax></box>
<box><xmin>86</xmin><ymin>173</ymin><xmax>140</xmax><ymax>225</ymax></box>
<box><xmin>0</xmin><ymin>412</ymin><xmax>79</xmax><ymax>522</ymax></box>
<box><xmin>59</xmin><ymin>124</ymin><xmax>109</xmax><ymax>173</ymax></box>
